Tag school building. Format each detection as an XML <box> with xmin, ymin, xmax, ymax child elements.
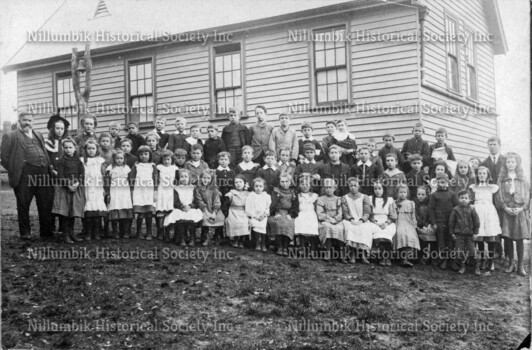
<box><xmin>3</xmin><ymin>0</ymin><xmax>507</xmax><ymax>160</ymax></box>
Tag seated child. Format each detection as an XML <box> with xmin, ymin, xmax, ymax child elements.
<box><xmin>246</xmin><ymin>177</ymin><xmax>272</xmax><ymax>252</ymax></box>
<box><xmin>195</xmin><ymin>171</ymin><xmax>225</xmax><ymax>246</ymax></box>
<box><xmin>222</xmin><ymin>174</ymin><xmax>250</xmax><ymax>248</ymax></box>
<box><xmin>294</xmin><ymin>174</ymin><xmax>320</xmax><ymax>258</ymax></box>
<box><xmin>184</xmin><ymin>144</ymin><xmax>209</xmax><ymax>186</ymax></box>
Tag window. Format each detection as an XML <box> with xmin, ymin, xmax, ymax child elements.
<box><xmin>128</xmin><ymin>59</ymin><xmax>154</xmax><ymax>124</ymax></box>
<box><xmin>314</xmin><ymin>26</ymin><xmax>348</xmax><ymax>104</ymax></box>
<box><xmin>465</xmin><ymin>29</ymin><xmax>477</xmax><ymax>100</ymax></box>
<box><xmin>445</xmin><ymin>16</ymin><xmax>460</xmax><ymax>93</ymax></box>
<box><xmin>56</xmin><ymin>73</ymin><xmax>78</xmax><ymax>130</ymax></box>
<box><xmin>214</xmin><ymin>43</ymin><xmax>243</xmax><ymax>116</ymax></box>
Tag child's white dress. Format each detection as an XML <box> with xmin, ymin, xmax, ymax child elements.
<box><xmin>225</xmin><ymin>190</ymin><xmax>250</xmax><ymax>237</ymax></box>
<box><xmin>342</xmin><ymin>193</ymin><xmax>375</xmax><ymax>251</ymax></box>
<box><xmin>294</xmin><ymin>192</ymin><xmax>319</xmax><ymax>236</ymax></box>
<box><xmin>156</xmin><ymin>164</ymin><xmax>177</xmax><ymax>214</ymax></box>
<box><xmin>132</xmin><ymin>162</ymin><xmax>156</xmax><ymax>213</ymax></box>
<box><xmin>369</xmin><ymin>196</ymin><xmax>397</xmax><ymax>244</ymax></box>
<box><xmin>470</xmin><ymin>184</ymin><xmax>502</xmax><ymax>241</ymax></box>
<box><xmin>106</xmin><ymin>165</ymin><xmax>133</xmax><ymax>220</ymax></box>
<box><xmin>245</xmin><ymin>192</ymin><xmax>271</xmax><ymax>234</ymax></box>
<box><xmin>164</xmin><ymin>185</ymin><xmax>203</xmax><ymax>226</ymax></box>
<box><xmin>84</xmin><ymin>156</ymin><xmax>107</xmax><ymax>215</ymax></box>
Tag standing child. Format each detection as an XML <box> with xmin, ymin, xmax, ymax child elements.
<box><xmin>383</xmin><ymin>153</ymin><xmax>406</xmax><ymax>200</ymax></box>
<box><xmin>429</xmin><ymin>173</ymin><xmax>459</xmax><ymax>270</ymax></box>
<box><xmin>167</xmin><ymin>117</ymin><xmax>190</xmax><ymax>154</ymax></box>
<box><xmin>295</xmin><ymin>143</ymin><xmax>322</xmax><ymax>193</ymax></box>
<box><xmin>120</xmin><ymin>139</ymin><xmax>138</xmax><ymax>168</ymax></box>
<box><xmin>405</xmin><ymin>154</ymin><xmax>428</xmax><ymax>200</ymax></box>
<box><xmin>245</xmin><ymin>177</ymin><xmax>272</xmax><ymax>252</ymax></box>
<box><xmin>109</xmin><ymin>121</ymin><xmax>122</xmax><ymax>149</ymax></box>
<box><xmin>429</xmin><ymin>161</ymin><xmax>453</xmax><ymax>194</ymax></box>
<box><xmin>369</xmin><ymin>181</ymin><xmax>397</xmax><ymax>266</ymax></box>
<box><xmin>366</xmin><ymin>138</ymin><xmax>384</xmax><ymax>172</ymax></box>
<box><xmin>184</xmin><ymin>144</ymin><xmax>209</xmax><ymax>186</ymax></box>
<box><xmin>98</xmin><ymin>133</ymin><xmax>114</xmax><ymax>167</ymax></box>
<box><xmin>185</xmin><ymin>125</ymin><xmax>204</xmax><ymax>149</ymax></box>
<box><xmin>317</xmin><ymin>178</ymin><xmax>346</xmax><ymax>263</ymax></box>
<box><xmin>125</xmin><ymin>122</ymin><xmax>146</xmax><ymax>156</ymax></box>
<box><xmin>105</xmin><ymin>150</ymin><xmax>134</xmax><ymax>238</ymax></box>
<box><xmin>257</xmin><ymin>150</ymin><xmax>280</xmax><ymax>194</ymax></box>
<box><xmin>496</xmin><ymin>152</ymin><xmax>530</xmax><ymax>276</ymax></box>
<box><xmin>278</xmin><ymin>148</ymin><xmax>296</xmax><ymax>183</ymax></box>
<box><xmin>342</xmin><ymin>177</ymin><xmax>374</xmax><ymax>265</ymax></box>
<box><xmin>82</xmin><ymin>139</ymin><xmax>107</xmax><ymax>240</ymax></box>
<box><xmin>429</xmin><ymin>127</ymin><xmax>456</xmax><ymax>171</ymax></box>
<box><xmin>451</xmin><ymin>160</ymin><xmax>476</xmax><ymax>194</ymax></box>
<box><xmin>393</xmin><ymin>185</ymin><xmax>419</xmax><ymax>267</ymax></box>
<box><xmin>164</xmin><ymin>169</ymin><xmax>203</xmax><ymax>246</ymax></box>
<box><xmin>449</xmin><ymin>190</ymin><xmax>481</xmax><ymax>275</ymax></box>
<box><xmin>378</xmin><ymin>132</ymin><xmax>404</xmax><ymax>172</ymax></box>
<box><xmin>155</xmin><ymin>150</ymin><xmax>178</xmax><ymax>241</ymax></box>
<box><xmin>321</xmin><ymin>120</ymin><xmax>337</xmax><ymax>163</ymax></box>
<box><xmin>195</xmin><ymin>171</ymin><xmax>225</xmax><ymax>246</ymax></box>
<box><xmin>294</xmin><ymin>174</ymin><xmax>320</xmax><ymax>258</ymax></box>
<box><xmin>351</xmin><ymin>146</ymin><xmax>383</xmax><ymax>196</ymax></box>
<box><xmin>153</xmin><ymin>115</ymin><xmax>169</xmax><ymax>149</ymax></box>
<box><xmin>470</xmin><ymin>166</ymin><xmax>501</xmax><ymax>271</ymax></box>
<box><xmin>469</xmin><ymin>156</ymin><xmax>482</xmax><ymax>181</ymax></box>
<box><xmin>129</xmin><ymin>146</ymin><xmax>158</xmax><ymax>240</ymax></box>
<box><xmin>269</xmin><ymin>113</ymin><xmax>299</xmax><ymax>167</ymax></box>
<box><xmin>298</xmin><ymin>122</ymin><xmax>324</xmax><ymax>163</ymax></box>
<box><xmin>174</xmin><ymin>148</ymin><xmax>188</xmax><ymax>170</ymax></box>
<box><xmin>223</xmin><ymin>174</ymin><xmax>251</xmax><ymax>247</ymax></box>
<box><xmin>203</xmin><ymin>125</ymin><xmax>226</xmax><ymax>169</ymax></box>
<box><xmin>236</xmin><ymin>145</ymin><xmax>260</xmax><ymax>190</ymax></box>
<box><xmin>221</xmin><ymin>108</ymin><xmax>251</xmax><ymax>167</ymax></box>
<box><xmin>268</xmin><ymin>173</ymin><xmax>298</xmax><ymax>256</ymax></box>
<box><xmin>331</xmin><ymin>119</ymin><xmax>357</xmax><ymax>166</ymax></box>
<box><xmin>414</xmin><ymin>186</ymin><xmax>437</xmax><ymax>265</ymax></box>
<box><xmin>215</xmin><ymin>151</ymin><xmax>236</xmax><ymax>199</ymax></box>
<box><xmin>401</xmin><ymin>122</ymin><xmax>431</xmax><ymax>173</ymax></box>
<box><xmin>249</xmin><ymin>105</ymin><xmax>273</xmax><ymax>166</ymax></box>
<box><xmin>145</xmin><ymin>132</ymin><xmax>163</xmax><ymax>165</ymax></box>
<box><xmin>319</xmin><ymin>145</ymin><xmax>350</xmax><ymax>196</ymax></box>
<box><xmin>52</xmin><ymin>138</ymin><xmax>85</xmax><ymax>243</ymax></box>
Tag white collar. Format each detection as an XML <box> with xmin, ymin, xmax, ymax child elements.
<box><xmin>303</xmin><ymin>159</ymin><xmax>316</xmax><ymax>164</ymax></box>
<box><xmin>302</xmin><ymin>136</ymin><xmax>314</xmax><ymax>141</ymax></box>
<box><xmin>385</xmin><ymin>168</ymin><xmax>402</xmax><ymax>176</ymax></box>
<box><xmin>278</xmin><ymin>161</ymin><xmax>290</xmax><ymax>167</ymax></box>
<box><xmin>239</xmin><ymin>161</ymin><xmax>256</xmax><ymax>171</ymax></box>
<box><xmin>175</xmin><ymin>130</ymin><xmax>186</xmax><ymax>135</ymax></box>
<box><xmin>217</xmin><ymin>165</ymin><xmax>231</xmax><ymax>171</ymax></box>
<box><xmin>357</xmin><ymin>160</ymin><xmax>372</xmax><ymax>167</ymax></box>
<box><xmin>491</xmin><ymin>153</ymin><xmax>500</xmax><ymax>161</ymax></box>
<box><xmin>154</xmin><ymin>128</ymin><xmax>166</xmax><ymax>134</ymax></box>
<box><xmin>189</xmin><ymin>160</ymin><xmax>201</xmax><ymax>167</ymax></box>
<box><xmin>263</xmin><ymin>164</ymin><xmax>278</xmax><ymax>171</ymax></box>
<box><xmin>186</xmin><ymin>137</ymin><xmax>198</xmax><ymax>144</ymax></box>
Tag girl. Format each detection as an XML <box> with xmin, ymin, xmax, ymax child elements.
<box><xmin>184</xmin><ymin>144</ymin><xmax>209</xmax><ymax>186</ymax></box>
<box><xmin>383</xmin><ymin>153</ymin><xmax>406</xmax><ymax>200</ymax></box>
<box><xmin>268</xmin><ymin>173</ymin><xmax>298</xmax><ymax>256</ymax></box>
<box><xmin>470</xmin><ymin>166</ymin><xmax>501</xmax><ymax>271</ymax></box>
<box><xmin>246</xmin><ymin>177</ymin><xmax>272</xmax><ymax>252</ymax></box>
<box><xmin>146</xmin><ymin>132</ymin><xmax>163</xmax><ymax>165</ymax></box>
<box><xmin>164</xmin><ymin>169</ymin><xmax>203</xmax><ymax>246</ymax></box>
<box><xmin>174</xmin><ymin>148</ymin><xmax>188</xmax><ymax>170</ymax></box>
<box><xmin>369</xmin><ymin>181</ymin><xmax>397</xmax><ymax>266</ymax></box>
<box><xmin>450</xmin><ymin>160</ymin><xmax>476</xmax><ymax>194</ymax></box>
<box><xmin>429</xmin><ymin>161</ymin><xmax>453</xmax><ymax>194</ymax></box>
<box><xmin>105</xmin><ymin>150</ymin><xmax>134</xmax><ymax>238</ymax></box>
<box><xmin>129</xmin><ymin>146</ymin><xmax>158</xmax><ymax>240</ymax></box>
<box><xmin>317</xmin><ymin>178</ymin><xmax>346</xmax><ymax>263</ymax></box>
<box><xmin>156</xmin><ymin>150</ymin><xmax>178</xmax><ymax>241</ymax></box>
<box><xmin>98</xmin><ymin>132</ymin><xmax>114</xmax><ymax>166</ymax></box>
<box><xmin>83</xmin><ymin>139</ymin><xmax>107</xmax><ymax>240</ymax></box>
<box><xmin>331</xmin><ymin>119</ymin><xmax>357</xmax><ymax>166</ymax></box>
<box><xmin>195</xmin><ymin>171</ymin><xmax>225</xmax><ymax>246</ymax></box>
<box><xmin>52</xmin><ymin>138</ymin><xmax>84</xmax><ymax>243</ymax></box>
<box><xmin>414</xmin><ymin>186</ymin><xmax>437</xmax><ymax>265</ymax></box>
<box><xmin>469</xmin><ymin>156</ymin><xmax>482</xmax><ymax>181</ymax></box>
<box><xmin>496</xmin><ymin>153</ymin><xmax>530</xmax><ymax>276</ymax></box>
<box><xmin>294</xmin><ymin>173</ymin><xmax>320</xmax><ymax>258</ymax></box>
<box><xmin>236</xmin><ymin>145</ymin><xmax>260</xmax><ymax>190</ymax></box>
<box><xmin>223</xmin><ymin>174</ymin><xmax>250</xmax><ymax>247</ymax></box>
<box><xmin>342</xmin><ymin>177</ymin><xmax>374</xmax><ymax>265</ymax></box>
<box><xmin>393</xmin><ymin>185</ymin><xmax>419</xmax><ymax>267</ymax></box>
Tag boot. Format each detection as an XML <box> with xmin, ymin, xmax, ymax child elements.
<box><xmin>155</xmin><ymin>218</ymin><xmax>163</xmax><ymax>240</ymax></box>
<box><xmin>60</xmin><ymin>218</ymin><xmax>74</xmax><ymax>244</ymax></box>
<box><xmin>145</xmin><ymin>217</ymin><xmax>153</xmax><ymax>241</ymax></box>
<box><xmin>202</xmin><ymin>227</ymin><xmax>211</xmax><ymax>246</ymax></box>
<box><xmin>517</xmin><ymin>260</ymin><xmax>527</xmax><ymax>276</ymax></box>
<box><xmin>124</xmin><ymin>220</ymin><xmax>132</xmax><ymax>239</ymax></box>
<box><xmin>474</xmin><ymin>261</ymin><xmax>481</xmax><ymax>275</ymax></box>
<box><xmin>505</xmin><ymin>260</ymin><xmax>516</xmax><ymax>273</ymax></box>
<box><xmin>188</xmin><ymin>225</ymin><xmax>195</xmax><ymax>246</ymax></box>
<box><xmin>136</xmin><ymin>217</ymin><xmax>143</xmax><ymax>239</ymax></box>
<box><xmin>112</xmin><ymin>221</ymin><xmax>119</xmax><ymax>239</ymax></box>
<box><xmin>103</xmin><ymin>219</ymin><xmax>110</xmax><ymax>239</ymax></box>
<box><xmin>458</xmin><ymin>262</ymin><xmax>466</xmax><ymax>274</ymax></box>
<box><xmin>254</xmin><ymin>232</ymin><xmax>261</xmax><ymax>251</ymax></box>
<box><xmin>163</xmin><ymin>225</ymin><xmax>169</xmax><ymax>242</ymax></box>
<box><xmin>488</xmin><ymin>259</ymin><xmax>495</xmax><ymax>271</ymax></box>
<box><xmin>84</xmin><ymin>219</ymin><xmax>92</xmax><ymax>241</ymax></box>
<box><xmin>439</xmin><ymin>258</ymin><xmax>448</xmax><ymax>270</ymax></box>
<box><xmin>93</xmin><ymin>218</ymin><xmax>102</xmax><ymax>240</ymax></box>
<box><xmin>401</xmin><ymin>258</ymin><xmax>413</xmax><ymax>268</ymax></box>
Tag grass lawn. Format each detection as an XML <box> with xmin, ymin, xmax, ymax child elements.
<box><xmin>1</xmin><ymin>177</ymin><xmax>530</xmax><ymax>349</ymax></box>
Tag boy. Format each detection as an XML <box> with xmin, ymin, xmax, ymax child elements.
<box><xmin>278</xmin><ymin>148</ymin><xmax>296</xmax><ymax>182</ymax></box>
<box><xmin>203</xmin><ymin>125</ymin><xmax>226</xmax><ymax>169</ymax></box>
<box><xmin>221</xmin><ymin>108</ymin><xmax>251</xmax><ymax>167</ymax></box>
<box><xmin>295</xmin><ymin>143</ymin><xmax>322</xmax><ymax>189</ymax></box>
<box><xmin>168</xmin><ymin>117</ymin><xmax>190</xmax><ymax>154</ymax></box>
<box><xmin>235</xmin><ymin>145</ymin><xmax>260</xmax><ymax>190</ymax></box>
<box><xmin>124</xmin><ymin>122</ymin><xmax>146</xmax><ymax>156</ymax></box>
<box><xmin>429</xmin><ymin>127</ymin><xmax>456</xmax><ymax>170</ymax></box>
<box><xmin>428</xmin><ymin>173</ymin><xmax>459</xmax><ymax>270</ymax></box>
<box><xmin>401</xmin><ymin>122</ymin><xmax>431</xmax><ymax>173</ymax></box>
<box><xmin>120</xmin><ymin>138</ymin><xmax>138</xmax><ymax>168</ymax></box>
<box><xmin>215</xmin><ymin>152</ymin><xmax>235</xmax><ymax>199</ymax></box>
<box><xmin>257</xmin><ymin>150</ymin><xmax>280</xmax><ymax>194</ymax></box>
<box><xmin>153</xmin><ymin>115</ymin><xmax>169</xmax><ymax>149</ymax></box>
<box><xmin>378</xmin><ymin>132</ymin><xmax>403</xmax><ymax>171</ymax></box>
<box><xmin>351</xmin><ymin>146</ymin><xmax>383</xmax><ymax>196</ymax></box>
<box><xmin>366</xmin><ymin>138</ymin><xmax>384</xmax><ymax>171</ymax></box>
<box><xmin>298</xmin><ymin>122</ymin><xmax>324</xmax><ymax>163</ymax></box>
<box><xmin>319</xmin><ymin>145</ymin><xmax>350</xmax><ymax>196</ymax></box>
<box><xmin>382</xmin><ymin>153</ymin><xmax>406</xmax><ymax>200</ymax></box>
<box><xmin>184</xmin><ymin>144</ymin><xmax>209</xmax><ymax>186</ymax></box>
<box><xmin>249</xmin><ymin>105</ymin><xmax>273</xmax><ymax>166</ymax></box>
<box><xmin>109</xmin><ymin>121</ymin><xmax>122</xmax><ymax>149</ymax></box>
<box><xmin>405</xmin><ymin>154</ymin><xmax>428</xmax><ymax>200</ymax></box>
<box><xmin>186</xmin><ymin>125</ymin><xmax>204</xmax><ymax>148</ymax></box>
<box><xmin>321</xmin><ymin>121</ymin><xmax>337</xmax><ymax>163</ymax></box>
<box><xmin>449</xmin><ymin>190</ymin><xmax>481</xmax><ymax>275</ymax></box>
<box><xmin>174</xmin><ymin>148</ymin><xmax>188</xmax><ymax>170</ymax></box>
<box><xmin>269</xmin><ymin>113</ymin><xmax>298</xmax><ymax>167</ymax></box>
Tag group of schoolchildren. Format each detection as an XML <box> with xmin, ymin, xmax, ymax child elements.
<box><xmin>44</xmin><ymin>105</ymin><xmax>530</xmax><ymax>276</ymax></box>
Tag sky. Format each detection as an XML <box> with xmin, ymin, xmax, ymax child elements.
<box><xmin>0</xmin><ymin>0</ymin><xmax>530</xmax><ymax>177</ymax></box>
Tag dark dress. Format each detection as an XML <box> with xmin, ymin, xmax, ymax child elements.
<box><xmin>52</xmin><ymin>154</ymin><xmax>85</xmax><ymax>218</ymax></box>
<box><xmin>268</xmin><ymin>187</ymin><xmax>298</xmax><ymax>239</ymax></box>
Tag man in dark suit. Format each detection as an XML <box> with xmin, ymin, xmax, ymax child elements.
<box><xmin>1</xmin><ymin>112</ymin><xmax>54</xmax><ymax>240</ymax></box>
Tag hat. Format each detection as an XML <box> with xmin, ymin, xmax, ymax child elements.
<box><xmin>301</xmin><ymin>122</ymin><xmax>313</xmax><ymax>130</ymax></box>
<box><xmin>47</xmin><ymin>114</ymin><xmax>70</xmax><ymax>130</ymax></box>
<box><xmin>303</xmin><ymin>143</ymin><xmax>316</xmax><ymax>151</ymax></box>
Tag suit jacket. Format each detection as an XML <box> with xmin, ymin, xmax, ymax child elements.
<box><xmin>1</xmin><ymin>129</ymin><xmax>52</xmax><ymax>188</ymax></box>
<box><xmin>481</xmin><ymin>155</ymin><xmax>506</xmax><ymax>183</ymax></box>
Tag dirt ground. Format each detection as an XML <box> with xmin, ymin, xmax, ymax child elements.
<box><xmin>1</xmin><ymin>175</ymin><xmax>530</xmax><ymax>349</ymax></box>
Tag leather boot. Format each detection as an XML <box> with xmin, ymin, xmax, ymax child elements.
<box><xmin>145</xmin><ymin>217</ymin><xmax>153</xmax><ymax>241</ymax></box>
<box><xmin>517</xmin><ymin>260</ymin><xmax>527</xmax><ymax>276</ymax></box>
<box><xmin>505</xmin><ymin>260</ymin><xmax>516</xmax><ymax>273</ymax></box>
<box><xmin>61</xmin><ymin>217</ymin><xmax>74</xmax><ymax>244</ymax></box>
<box><xmin>136</xmin><ymin>217</ymin><xmax>143</xmax><ymax>239</ymax></box>
<box><xmin>155</xmin><ymin>217</ymin><xmax>163</xmax><ymax>240</ymax></box>
<box><xmin>474</xmin><ymin>261</ymin><xmax>481</xmax><ymax>275</ymax></box>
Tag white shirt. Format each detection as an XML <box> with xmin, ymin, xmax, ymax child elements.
<box><xmin>239</xmin><ymin>161</ymin><xmax>257</xmax><ymax>171</ymax></box>
<box><xmin>357</xmin><ymin>160</ymin><xmax>373</xmax><ymax>167</ymax></box>
<box><xmin>263</xmin><ymin>165</ymin><xmax>278</xmax><ymax>171</ymax></box>
<box><xmin>303</xmin><ymin>159</ymin><xmax>316</xmax><ymax>164</ymax></box>
<box><xmin>217</xmin><ymin>166</ymin><xmax>231</xmax><ymax>171</ymax></box>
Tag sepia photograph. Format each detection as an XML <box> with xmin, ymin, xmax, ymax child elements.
<box><xmin>0</xmin><ymin>0</ymin><xmax>530</xmax><ymax>348</ymax></box>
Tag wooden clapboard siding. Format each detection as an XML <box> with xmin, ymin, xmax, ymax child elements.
<box><xmin>420</xmin><ymin>0</ymin><xmax>496</xmax><ymax>110</ymax></box>
<box><xmin>17</xmin><ymin>68</ymin><xmax>54</xmax><ymax>133</ymax></box>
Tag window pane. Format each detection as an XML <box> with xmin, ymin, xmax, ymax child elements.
<box><xmin>130</xmin><ymin>65</ymin><xmax>137</xmax><ymax>81</ymax></box>
<box><xmin>327</xmin><ymin>84</ymin><xmax>338</xmax><ymax>102</ymax></box>
<box><xmin>338</xmin><ymin>82</ymin><xmax>348</xmax><ymax>100</ymax></box>
<box><xmin>223</xmin><ymin>72</ymin><xmax>232</xmax><ymax>87</ymax></box>
<box><xmin>72</xmin><ymin>115</ymin><xmax>78</xmax><ymax>130</ymax></box>
<box><xmin>235</xmin><ymin>94</ymin><xmax>243</xmax><ymax>112</ymax></box>
<box><xmin>138</xmin><ymin>80</ymin><xmax>145</xmax><ymax>95</ymax></box>
<box><xmin>69</xmin><ymin>91</ymin><xmax>75</xmax><ymax>106</ymax></box>
<box><xmin>226</xmin><ymin>88</ymin><xmax>234</xmax><ymax>98</ymax></box>
<box><xmin>144</xmin><ymin>63</ymin><xmax>152</xmax><ymax>79</ymax></box>
<box><xmin>223</xmin><ymin>55</ymin><xmax>232</xmax><ymax>71</ymax></box>
<box><xmin>325</xmin><ymin>38</ymin><xmax>335</xmax><ymax>50</ymax></box>
<box><xmin>335</xmin><ymin>47</ymin><xmax>346</xmax><ymax>66</ymax></box>
<box><xmin>325</xmin><ymin>49</ymin><xmax>335</xmax><ymax>67</ymax></box>
<box><xmin>132</xmin><ymin>97</ymin><xmax>139</xmax><ymax>107</ymax></box>
<box><xmin>336</xmin><ymin>29</ymin><xmax>346</xmax><ymax>47</ymax></box>
<box><xmin>215</xmin><ymin>56</ymin><xmax>223</xmax><ymax>72</ymax></box>
<box><xmin>58</xmin><ymin>94</ymin><xmax>64</xmax><ymax>108</ymax></box>
<box><xmin>232</xmin><ymin>53</ymin><xmax>240</xmax><ymax>70</ymax></box>
<box><xmin>58</xmin><ymin>79</ymin><xmax>64</xmax><ymax>94</ymax></box>
<box><xmin>232</xmin><ymin>70</ymin><xmax>241</xmax><ymax>87</ymax></box>
<box><xmin>217</xmin><ymin>95</ymin><xmax>226</xmax><ymax>114</ymax></box>
<box><xmin>145</xmin><ymin>78</ymin><xmax>152</xmax><ymax>94</ymax></box>
<box><xmin>337</xmin><ymin>68</ymin><xmax>347</xmax><ymax>83</ymax></box>
<box><xmin>138</xmin><ymin>64</ymin><xmax>145</xmax><ymax>79</ymax></box>
<box><xmin>315</xmin><ymin>40</ymin><xmax>325</xmax><ymax>51</ymax></box>
<box><xmin>215</xmin><ymin>72</ymin><xmax>224</xmax><ymax>89</ymax></box>
<box><xmin>131</xmin><ymin>81</ymin><xmax>137</xmax><ymax>95</ymax></box>
<box><xmin>317</xmin><ymin>71</ymin><xmax>327</xmax><ymax>85</ymax></box>
<box><xmin>327</xmin><ymin>69</ymin><xmax>337</xmax><ymax>84</ymax></box>
<box><xmin>315</xmin><ymin>51</ymin><xmax>325</xmax><ymax>69</ymax></box>
<box><xmin>317</xmin><ymin>85</ymin><xmax>327</xmax><ymax>103</ymax></box>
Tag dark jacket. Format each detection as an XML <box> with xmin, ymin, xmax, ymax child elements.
<box><xmin>203</xmin><ymin>137</ymin><xmax>226</xmax><ymax>169</ymax></box>
<box><xmin>269</xmin><ymin>187</ymin><xmax>299</xmax><ymax>218</ymax></box>
<box><xmin>221</xmin><ymin>123</ymin><xmax>251</xmax><ymax>150</ymax></box>
<box><xmin>167</xmin><ymin>133</ymin><xmax>191</xmax><ymax>154</ymax></box>
<box><xmin>428</xmin><ymin>188</ymin><xmax>459</xmax><ymax>225</ymax></box>
<box><xmin>351</xmin><ymin>161</ymin><xmax>383</xmax><ymax>195</ymax></box>
<box><xmin>449</xmin><ymin>205</ymin><xmax>480</xmax><ymax>235</ymax></box>
<box><xmin>481</xmin><ymin>155</ymin><xmax>506</xmax><ymax>184</ymax></box>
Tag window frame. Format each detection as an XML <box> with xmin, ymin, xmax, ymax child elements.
<box><xmin>210</xmin><ymin>41</ymin><xmax>246</xmax><ymax>119</ymax></box>
<box><xmin>464</xmin><ymin>27</ymin><xmax>478</xmax><ymax>101</ymax></box>
<box><xmin>444</xmin><ymin>14</ymin><xmax>461</xmax><ymax>94</ymax></box>
<box><xmin>53</xmin><ymin>71</ymin><xmax>79</xmax><ymax>133</ymax></box>
<box><xmin>126</xmin><ymin>57</ymin><xmax>156</xmax><ymax>127</ymax></box>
